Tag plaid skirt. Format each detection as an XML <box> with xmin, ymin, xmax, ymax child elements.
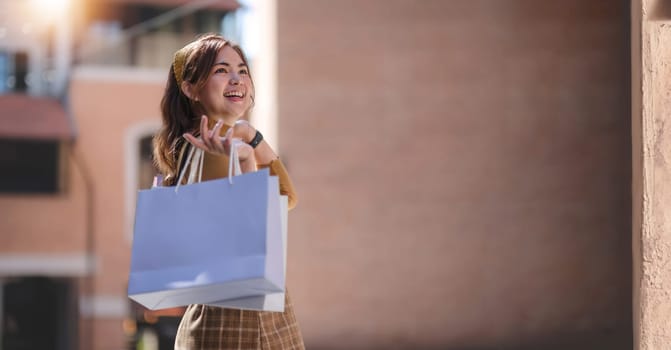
<box><xmin>174</xmin><ymin>291</ymin><xmax>305</xmax><ymax>350</ymax></box>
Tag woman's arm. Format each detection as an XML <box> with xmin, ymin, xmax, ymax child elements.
<box><xmin>184</xmin><ymin>116</ymin><xmax>298</xmax><ymax>209</ymax></box>
<box><xmin>183</xmin><ymin>116</ymin><xmax>257</xmax><ymax>173</ymax></box>
<box><xmin>232</xmin><ymin>121</ymin><xmax>299</xmax><ymax>210</ymax></box>
<box><xmin>258</xmin><ymin>159</ymin><xmax>298</xmax><ymax>210</ymax></box>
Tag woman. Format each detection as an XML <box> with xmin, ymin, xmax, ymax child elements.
<box><xmin>153</xmin><ymin>33</ymin><xmax>305</xmax><ymax>350</ymax></box>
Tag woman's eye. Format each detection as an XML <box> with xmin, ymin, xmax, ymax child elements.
<box><xmin>239</xmin><ymin>69</ymin><xmax>248</xmax><ymax>75</ymax></box>
<box><xmin>215</xmin><ymin>68</ymin><xmax>227</xmax><ymax>74</ymax></box>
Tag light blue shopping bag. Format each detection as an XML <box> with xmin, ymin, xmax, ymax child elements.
<box><xmin>207</xmin><ymin>195</ymin><xmax>288</xmax><ymax>312</ymax></box>
<box><xmin>128</xmin><ymin>145</ymin><xmax>286</xmax><ymax>311</ymax></box>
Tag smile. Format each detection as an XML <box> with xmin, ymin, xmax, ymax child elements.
<box><xmin>224</xmin><ymin>91</ymin><xmax>245</xmax><ymax>98</ymax></box>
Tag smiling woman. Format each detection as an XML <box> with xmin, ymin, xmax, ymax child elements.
<box><xmin>152</xmin><ymin>33</ymin><xmax>304</xmax><ymax>350</ymax></box>
<box><xmin>180</xmin><ymin>45</ymin><xmax>254</xmax><ymax>126</ymax></box>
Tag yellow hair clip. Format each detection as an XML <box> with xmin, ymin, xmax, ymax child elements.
<box><xmin>172</xmin><ymin>42</ymin><xmax>196</xmax><ymax>86</ymax></box>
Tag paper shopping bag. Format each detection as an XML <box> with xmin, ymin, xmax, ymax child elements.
<box><xmin>206</xmin><ymin>195</ymin><xmax>288</xmax><ymax>312</ymax></box>
<box><xmin>128</xmin><ymin>165</ymin><xmax>285</xmax><ymax>311</ymax></box>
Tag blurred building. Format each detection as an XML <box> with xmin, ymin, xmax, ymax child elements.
<box><xmin>0</xmin><ymin>0</ymin><xmax>239</xmax><ymax>349</ymax></box>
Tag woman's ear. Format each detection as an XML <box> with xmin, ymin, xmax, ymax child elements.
<box><xmin>180</xmin><ymin>81</ymin><xmax>198</xmax><ymax>101</ymax></box>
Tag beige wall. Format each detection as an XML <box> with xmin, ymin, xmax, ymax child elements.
<box><xmin>632</xmin><ymin>0</ymin><xmax>671</xmax><ymax>349</ymax></box>
<box><xmin>0</xmin><ymin>146</ymin><xmax>87</xmax><ymax>253</ymax></box>
<box><xmin>69</xmin><ymin>67</ymin><xmax>164</xmax><ymax>349</ymax></box>
<box><xmin>70</xmin><ymin>67</ymin><xmax>163</xmax><ymax>294</ymax></box>
<box><xmin>0</xmin><ymin>66</ymin><xmax>164</xmax><ymax>348</ymax></box>
<box><xmin>279</xmin><ymin>1</ymin><xmax>631</xmax><ymax>349</ymax></box>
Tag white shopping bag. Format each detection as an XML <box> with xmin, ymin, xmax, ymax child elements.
<box><xmin>128</xmin><ymin>142</ymin><xmax>286</xmax><ymax>311</ymax></box>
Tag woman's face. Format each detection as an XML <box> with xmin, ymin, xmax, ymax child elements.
<box><xmin>196</xmin><ymin>45</ymin><xmax>253</xmax><ymax>122</ymax></box>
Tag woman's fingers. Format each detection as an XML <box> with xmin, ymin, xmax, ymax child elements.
<box><xmin>197</xmin><ymin>115</ymin><xmax>229</xmax><ymax>153</ymax></box>
<box><xmin>208</xmin><ymin>120</ymin><xmax>220</xmax><ymax>141</ymax></box>
<box><xmin>200</xmin><ymin>115</ymin><xmax>213</xmax><ymax>149</ymax></box>
<box><xmin>183</xmin><ymin>133</ymin><xmax>208</xmax><ymax>151</ymax></box>
<box><xmin>186</xmin><ymin>117</ymin><xmax>245</xmax><ymax>156</ymax></box>
<box><xmin>221</xmin><ymin>128</ymin><xmax>233</xmax><ymax>155</ymax></box>
<box><xmin>203</xmin><ymin>121</ymin><xmax>221</xmax><ymax>152</ymax></box>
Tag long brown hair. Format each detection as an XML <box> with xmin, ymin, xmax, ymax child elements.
<box><xmin>153</xmin><ymin>33</ymin><xmax>253</xmax><ymax>185</ymax></box>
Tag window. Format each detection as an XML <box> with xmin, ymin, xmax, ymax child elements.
<box><xmin>0</xmin><ymin>51</ymin><xmax>30</xmax><ymax>94</ymax></box>
<box><xmin>2</xmin><ymin>277</ymin><xmax>77</xmax><ymax>350</ymax></box>
<box><xmin>0</xmin><ymin>53</ymin><xmax>9</xmax><ymax>94</ymax></box>
<box><xmin>0</xmin><ymin>139</ymin><xmax>62</xmax><ymax>194</ymax></box>
<box><xmin>138</xmin><ymin>135</ymin><xmax>157</xmax><ymax>190</ymax></box>
<box><xmin>13</xmin><ymin>52</ymin><xmax>29</xmax><ymax>93</ymax></box>
<box><xmin>79</xmin><ymin>4</ymin><xmax>233</xmax><ymax>68</ymax></box>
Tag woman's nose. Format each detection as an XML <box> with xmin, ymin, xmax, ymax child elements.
<box><xmin>230</xmin><ymin>73</ymin><xmax>241</xmax><ymax>85</ymax></box>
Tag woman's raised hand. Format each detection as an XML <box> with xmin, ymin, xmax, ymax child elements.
<box><xmin>231</xmin><ymin>120</ymin><xmax>256</xmax><ymax>144</ymax></box>
<box><xmin>183</xmin><ymin>115</ymin><xmax>256</xmax><ymax>171</ymax></box>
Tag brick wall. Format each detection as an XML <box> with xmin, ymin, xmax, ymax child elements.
<box><xmin>278</xmin><ymin>1</ymin><xmax>631</xmax><ymax>349</ymax></box>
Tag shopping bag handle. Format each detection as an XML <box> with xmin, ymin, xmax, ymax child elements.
<box><xmin>228</xmin><ymin>138</ymin><xmax>243</xmax><ymax>181</ymax></box>
<box><xmin>174</xmin><ymin>137</ymin><xmax>243</xmax><ymax>192</ymax></box>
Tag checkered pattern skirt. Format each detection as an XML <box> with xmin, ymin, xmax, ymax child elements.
<box><xmin>174</xmin><ymin>291</ymin><xmax>305</xmax><ymax>350</ymax></box>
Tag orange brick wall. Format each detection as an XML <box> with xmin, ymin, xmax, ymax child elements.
<box><xmin>0</xmin><ymin>148</ymin><xmax>87</xmax><ymax>252</ymax></box>
<box><xmin>69</xmin><ymin>69</ymin><xmax>165</xmax><ymax>349</ymax></box>
<box><xmin>278</xmin><ymin>1</ymin><xmax>631</xmax><ymax>349</ymax></box>
<box><xmin>69</xmin><ymin>72</ymin><xmax>163</xmax><ymax>296</ymax></box>
<box><xmin>0</xmin><ymin>1</ymin><xmax>633</xmax><ymax>348</ymax></box>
